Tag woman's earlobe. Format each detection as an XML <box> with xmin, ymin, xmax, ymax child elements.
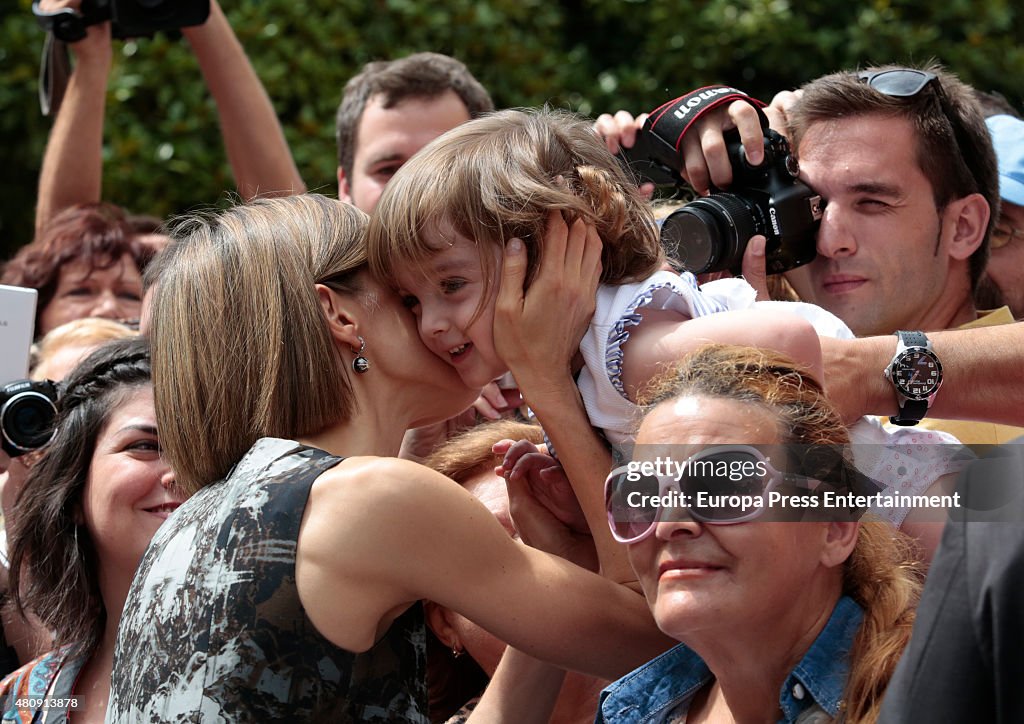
<box><xmin>316</xmin><ymin>283</ymin><xmax>362</xmax><ymax>351</ymax></box>
<box><xmin>821</xmin><ymin>521</ymin><xmax>859</xmax><ymax>568</ymax></box>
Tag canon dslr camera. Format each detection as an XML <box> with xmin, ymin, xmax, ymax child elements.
<box><xmin>621</xmin><ymin>117</ymin><xmax>823</xmax><ymax>275</ymax></box>
<box><xmin>33</xmin><ymin>0</ymin><xmax>210</xmax><ymax>42</ymax></box>
<box><xmin>1</xmin><ymin>380</ymin><xmax>59</xmax><ymax>458</ymax></box>
<box><xmin>660</xmin><ymin>129</ymin><xmax>823</xmax><ymax>275</ymax></box>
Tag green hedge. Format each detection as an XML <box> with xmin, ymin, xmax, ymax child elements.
<box><xmin>2</xmin><ymin>0</ymin><xmax>1021</xmax><ymax>257</ymax></box>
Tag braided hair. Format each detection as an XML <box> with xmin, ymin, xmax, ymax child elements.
<box><xmin>8</xmin><ymin>336</ymin><xmax>152</xmax><ymax>660</ymax></box>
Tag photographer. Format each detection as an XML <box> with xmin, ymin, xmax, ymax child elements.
<box><xmin>33</xmin><ymin>0</ymin><xmax>303</xmax><ymax>236</ymax></box>
<box><xmin>635</xmin><ymin>66</ymin><xmax>1024</xmax><ymax>446</ymax></box>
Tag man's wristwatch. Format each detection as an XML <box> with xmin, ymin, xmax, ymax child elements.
<box><xmin>883</xmin><ymin>330</ymin><xmax>943</xmax><ymax>426</ymax></box>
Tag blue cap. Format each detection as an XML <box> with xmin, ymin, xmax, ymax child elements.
<box><xmin>986</xmin><ymin>114</ymin><xmax>1024</xmax><ymax>206</ymax></box>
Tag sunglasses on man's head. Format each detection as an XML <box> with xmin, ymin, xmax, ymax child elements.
<box><xmin>604</xmin><ymin>445</ymin><xmax>824</xmax><ymax>543</ymax></box>
<box><xmin>857</xmin><ymin>68</ymin><xmax>977</xmax><ymax>187</ymax></box>
<box><xmin>857</xmin><ymin>68</ymin><xmax>940</xmax><ymax>97</ymax></box>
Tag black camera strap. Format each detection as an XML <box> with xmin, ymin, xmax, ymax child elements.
<box><xmin>38</xmin><ymin>33</ymin><xmax>71</xmax><ymax>117</ymax></box>
<box><xmin>646</xmin><ymin>85</ymin><xmax>769</xmax><ymax>147</ymax></box>
<box><xmin>641</xmin><ymin>86</ymin><xmax>769</xmax><ymax>172</ymax></box>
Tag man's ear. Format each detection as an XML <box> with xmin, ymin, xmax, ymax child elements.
<box><xmin>819</xmin><ymin>521</ymin><xmax>859</xmax><ymax>569</ymax></box>
<box><xmin>316</xmin><ymin>284</ymin><xmax>361</xmax><ymax>352</ymax></box>
<box><xmin>338</xmin><ymin>167</ymin><xmax>352</xmax><ymax>204</ymax></box>
<box><xmin>944</xmin><ymin>192</ymin><xmax>990</xmax><ymax>261</ymax></box>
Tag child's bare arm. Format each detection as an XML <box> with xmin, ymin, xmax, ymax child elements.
<box><xmin>620</xmin><ymin>307</ymin><xmax>824</xmax><ymax>402</ymax></box>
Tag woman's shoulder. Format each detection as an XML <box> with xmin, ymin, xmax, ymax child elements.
<box><xmin>310</xmin><ymin>456</ymin><xmax>460</xmax><ymax>515</ymax></box>
<box><xmin>318</xmin><ymin>455</ymin><xmax>444</xmax><ymax>485</ymax></box>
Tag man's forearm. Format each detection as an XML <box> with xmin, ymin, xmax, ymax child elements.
<box><xmin>826</xmin><ymin>324</ymin><xmax>1024</xmax><ymax>426</ymax></box>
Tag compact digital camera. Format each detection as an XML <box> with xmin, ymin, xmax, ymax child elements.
<box><xmin>32</xmin><ymin>0</ymin><xmax>210</xmax><ymax>42</ymax></box>
<box><xmin>1</xmin><ymin>380</ymin><xmax>59</xmax><ymax>458</ymax></box>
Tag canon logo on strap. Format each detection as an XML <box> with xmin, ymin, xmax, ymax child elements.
<box><xmin>672</xmin><ymin>87</ymin><xmax>749</xmax><ymax>121</ymax></box>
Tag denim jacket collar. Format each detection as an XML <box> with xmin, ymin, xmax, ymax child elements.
<box><xmin>597</xmin><ymin>595</ymin><xmax>864</xmax><ymax>724</ymax></box>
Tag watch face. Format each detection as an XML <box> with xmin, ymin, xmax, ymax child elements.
<box><xmin>892</xmin><ymin>349</ymin><xmax>943</xmax><ymax>400</ymax></box>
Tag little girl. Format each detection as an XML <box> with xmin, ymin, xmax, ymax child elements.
<box><xmin>366</xmin><ymin>107</ymin><xmax>964</xmax><ymax>532</ymax></box>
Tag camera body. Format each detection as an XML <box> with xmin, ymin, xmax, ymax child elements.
<box><xmin>1</xmin><ymin>380</ymin><xmax>59</xmax><ymax>458</ymax></box>
<box><xmin>33</xmin><ymin>0</ymin><xmax>210</xmax><ymax>43</ymax></box>
<box><xmin>659</xmin><ymin>129</ymin><xmax>823</xmax><ymax>275</ymax></box>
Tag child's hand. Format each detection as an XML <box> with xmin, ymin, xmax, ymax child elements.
<box><xmin>494</xmin><ymin>439</ymin><xmax>590</xmax><ymax>536</ymax></box>
<box><xmin>497</xmin><ymin>439</ymin><xmax>598</xmax><ymax>570</ymax></box>
<box><xmin>494</xmin><ymin>211</ymin><xmax>602</xmax><ymax>401</ymax></box>
<box><xmin>472</xmin><ymin>380</ymin><xmax>525</xmax><ymax>421</ymax></box>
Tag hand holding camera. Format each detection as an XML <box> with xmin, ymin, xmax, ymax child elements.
<box><xmin>677</xmin><ymin>98</ymin><xmax>768</xmax><ymax>195</ymax></box>
<box><xmin>619</xmin><ymin>87</ymin><xmax>823</xmax><ymax>276</ymax></box>
<box><xmin>33</xmin><ymin>0</ymin><xmax>209</xmax><ymax>43</ymax></box>
<box><xmin>35</xmin><ymin>0</ymin><xmax>112</xmax><ymax>65</ymax></box>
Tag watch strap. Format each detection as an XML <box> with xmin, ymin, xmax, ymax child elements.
<box><xmin>897</xmin><ymin>330</ymin><xmax>928</xmax><ymax>349</ymax></box>
<box><xmin>888</xmin><ymin>330</ymin><xmax>935</xmax><ymax>426</ymax></box>
<box><xmin>890</xmin><ymin>398</ymin><xmax>929</xmax><ymax>426</ymax></box>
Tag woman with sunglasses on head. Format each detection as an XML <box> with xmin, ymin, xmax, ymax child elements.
<box><xmin>0</xmin><ymin>337</ymin><xmax>185</xmax><ymax>723</ymax></box>
<box><xmin>595</xmin><ymin>343</ymin><xmax>925</xmax><ymax>724</ymax></box>
<box><xmin>106</xmin><ymin>194</ymin><xmax>668</xmax><ymax>723</ymax></box>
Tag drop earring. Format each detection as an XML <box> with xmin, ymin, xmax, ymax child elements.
<box><xmin>351</xmin><ymin>336</ymin><xmax>370</xmax><ymax>374</ymax></box>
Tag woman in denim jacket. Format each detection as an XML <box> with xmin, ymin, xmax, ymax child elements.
<box><xmin>598</xmin><ymin>344</ymin><xmax>924</xmax><ymax>724</ymax></box>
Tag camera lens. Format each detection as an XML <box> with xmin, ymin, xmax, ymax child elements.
<box><xmin>660</xmin><ymin>194</ymin><xmax>762</xmax><ymax>274</ymax></box>
<box><xmin>1</xmin><ymin>391</ymin><xmax>57</xmax><ymax>454</ymax></box>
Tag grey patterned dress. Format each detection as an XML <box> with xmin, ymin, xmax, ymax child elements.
<box><xmin>106</xmin><ymin>438</ymin><xmax>429</xmax><ymax>723</ymax></box>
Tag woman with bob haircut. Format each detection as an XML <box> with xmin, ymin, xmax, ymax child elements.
<box><xmin>107</xmin><ymin>194</ymin><xmax>669</xmax><ymax>722</ymax></box>
<box><xmin>596</xmin><ymin>344</ymin><xmax>923</xmax><ymax>723</ymax></box>
<box><xmin>0</xmin><ymin>336</ymin><xmax>184</xmax><ymax>722</ymax></box>
<box><xmin>1</xmin><ymin>203</ymin><xmax>155</xmax><ymax>337</ymax></box>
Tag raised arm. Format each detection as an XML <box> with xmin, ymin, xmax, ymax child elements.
<box><xmin>297</xmin><ymin>456</ymin><xmax>671</xmax><ymax>680</ymax></box>
<box><xmin>182</xmin><ymin>0</ymin><xmax>305</xmax><ymax>199</ymax></box>
<box><xmin>492</xmin><ymin>215</ymin><xmax>639</xmax><ymax>587</ymax></box>
<box><xmin>34</xmin><ymin>0</ymin><xmax>111</xmax><ymax>234</ymax></box>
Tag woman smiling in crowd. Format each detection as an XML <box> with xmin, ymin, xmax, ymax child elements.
<box><xmin>0</xmin><ymin>337</ymin><xmax>183</xmax><ymax>723</ymax></box>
